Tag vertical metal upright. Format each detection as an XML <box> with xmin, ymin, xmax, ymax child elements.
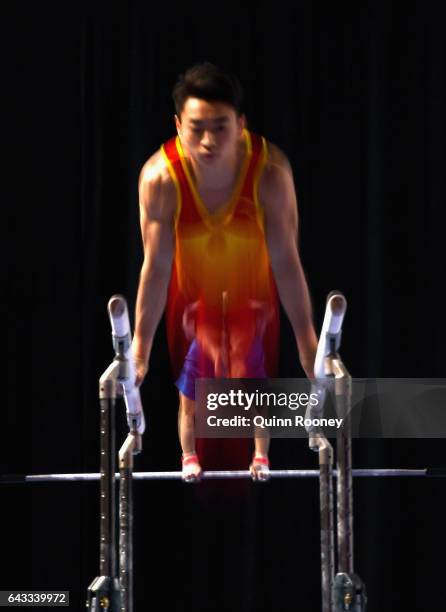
<box><xmin>333</xmin><ymin>362</ymin><xmax>354</xmax><ymax>576</ymax></box>
<box><xmin>86</xmin><ymin>294</ymin><xmax>144</xmax><ymax>612</ymax></box>
<box><xmin>314</xmin><ymin>435</ymin><xmax>335</xmax><ymax>612</ymax></box>
<box><xmin>310</xmin><ymin>291</ymin><xmax>367</xmax><ymax>611</ymax></box>
<box><xmin>332</xmin><ymin>359</ymin><xmax>367</xmax><ymax>611</ymax></box>
<box><xmin>86</xmin><ymin>361</ymin><xmax>122</xmax><ymax>611</ymax></box>
<box><xmin>119</xmin><ymin>432</ymin><xmax>140</xmax><ymax>612</ymax></box>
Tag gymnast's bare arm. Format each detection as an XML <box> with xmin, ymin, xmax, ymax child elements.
<box><xmin>259</xmin><ymin>143</ymin><xmax>318</xmax><ymax>379</ymax></box>
<box><xmin>132</xmin><ymin>151</ymin><xmax>177</xmax><ymax>385</ymax></box>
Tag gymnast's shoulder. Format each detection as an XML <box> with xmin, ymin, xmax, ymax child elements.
<box><xmin>259</xmin><ymin>140</ymin><xmax>296</xmax><ymax>204</ymax></box>
<box><xmin>137</xmin><ymin>149</ymin><xmax>177</xmax><ymax>221</ymax></box>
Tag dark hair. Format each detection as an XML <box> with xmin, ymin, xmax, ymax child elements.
<box><xmin>172</xmin><ymin>62</ymin><xmax>244</xmax><ymax>117</ymax></box>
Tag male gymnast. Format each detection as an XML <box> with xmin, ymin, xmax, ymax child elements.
<box><xmin>132</xmin><ymin>63</ymin><xmax>318</xmax><ymax>482</ymax></box>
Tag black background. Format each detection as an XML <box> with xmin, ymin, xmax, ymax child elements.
<box><xmin>3</xmin><ymin>2</ymin><xmax>446</xmax><ymax>611</ymax></box>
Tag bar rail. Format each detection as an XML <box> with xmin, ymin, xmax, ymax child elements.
<box><xmin>2</xmin><ymin>468</ymin><xmax>446</xmax><ymax>484</ymax></box>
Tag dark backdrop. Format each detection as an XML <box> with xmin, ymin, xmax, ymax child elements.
<box><xmin>3</xmin><ymin>2</ymin><xmax>446</xmax><ymax>611</ymax></box>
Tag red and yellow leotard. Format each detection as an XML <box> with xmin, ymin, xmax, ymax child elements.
<box><xmin>161</xmin><ymin>129</ymin><xmax>280</xmax><ymax>398</ymax></box>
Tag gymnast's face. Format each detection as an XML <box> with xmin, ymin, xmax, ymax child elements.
<box><xmin>175</xmin><ymin>97</ymin><xmax>245</xmax><ymax>166</ymax></box>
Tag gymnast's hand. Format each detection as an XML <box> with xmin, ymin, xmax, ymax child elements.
<box><xmin>133</xmin><ymin>355</ymin><xmax>149</xmax><ymax>387</ymax></box>
<box><xmin>299</xmin><ymin>349</ymin><xmax>316</xmax><ymax>380</ymax></box>
<box><xmin>296</xmin><ymin>327</ymin><xmax>318</xmax><ymax>380</ymax></box>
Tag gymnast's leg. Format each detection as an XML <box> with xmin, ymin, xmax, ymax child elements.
<box><xmin>231</xmin><ymin>353</ymin><xmax>271</xmax><ymax>482</ymax></box>
<box><xmin>178</xmin><ymin>392</ymin><xmax>202</xmax><ymax>482</ymax></box>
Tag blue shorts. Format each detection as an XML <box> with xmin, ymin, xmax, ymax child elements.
<box><xmin>176</xmin><ymin>337</ymin><xmax>266</xmax><ymax>400</ymax></box>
